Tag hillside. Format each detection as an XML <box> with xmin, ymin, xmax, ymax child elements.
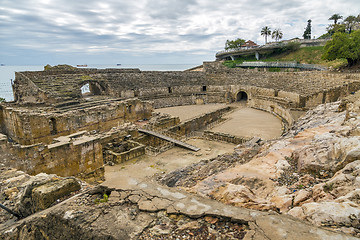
<box><xmin>223</xmin><ymin>46</ymin><xmax>347</xmax><ymax>69</ymax></box>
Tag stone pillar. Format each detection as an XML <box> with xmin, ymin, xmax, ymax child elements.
<box><xmin>255</xmin><ymin>52</ymin><xmax>260</xmax><ymax>60</ymax></box>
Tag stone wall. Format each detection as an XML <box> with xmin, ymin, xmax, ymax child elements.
<box><xmin>203</xmin><ymin>131</ymin><xmax>251</xmax><ymax>144</ymax></box>
<box><xmin>248</xmin><ymin>97</ymin><xmax>294</xmax><ymax>128</ymax></box>
<box><xmin>0</xmin><ymin>99</ymin><xmax>152</xmax><ymax>145</ymax></box>
<box><xmin>103</xmin><ymin>140</ymin><xmax>145</xmax><ymax>164</ymax></box>
<box><xmin>167</xmin><ymin>107</ymin><xmax>233</xmax><ymax>136</ymax></box>
<box><xmin>13</xmin><ymin>63</ymin><xmax>360</xmax><ymax>109</ymax></box>
<box><xmin>0</xmin><ymin>132</ymin><xmax>104</xmax><ymax>183</ymax></box>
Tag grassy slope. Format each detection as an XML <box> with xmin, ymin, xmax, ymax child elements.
<box><xmin>224</xmin><ymin>46</ymin><xmax>347</xmax><ymax>69</ymax></box>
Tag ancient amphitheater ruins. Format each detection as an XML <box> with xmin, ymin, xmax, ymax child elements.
<box><xmin>1</xmin><ymin>62</ymin><xmax>360</xmax><ymax>239</ymax></box>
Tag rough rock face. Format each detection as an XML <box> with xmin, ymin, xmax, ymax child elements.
<box><xmin>161</xmin><ymin>96</ymin><xmax>360</xmax><ymax>237</ymax></box>
<box><xmin>1</xmin><ymin>183</ymin><xmax>357</xmax><ymax>240</ymax></box>
<box><xmin>0</xmin><ymin>168</ymin><xmax>82</xmax><ymax>223</ymax></box>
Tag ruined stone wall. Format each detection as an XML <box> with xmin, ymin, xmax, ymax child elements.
<box><xmin>167</xmin><ymin>107</ymin><xmax>233</xmax><ymax>136</ymax></box>
<box><xmin>104</xmin><ymin>140</ymin><xmax>145</xmax><ymax>164</ymax></box>
<box><xmin>15</xmin><ymin>65</ymin><xmax>360</xmax><ymax>107</ymax></box>
<box><xmin>203</xmin><ymin>131</ymin><xmax>251</xmax><ymax>144</ymax></box>
<box><xmin>1</xmin><ymin>135</ymin><xmax>104</xmax><ymax>183</ymax></box>
<box><xmin>0</xmin><ymin>99</ymin><xmax>152</xmax><ymax>145</ymax></box>
<box><xmin>12</xmin><ymin>72</ymin><xmax>52</xmax><ymax>104</ymax></box>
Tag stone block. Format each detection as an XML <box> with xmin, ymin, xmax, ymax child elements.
<box><xmin>32</xmin><ymin>178</ymin><xmax>81</xmax><ymax>211</ymax></box>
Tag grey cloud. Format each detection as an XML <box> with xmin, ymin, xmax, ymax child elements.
<box><xmin>1</xmin><ymin>0</ymin><xmax>360</xmax><ymax>65</ymax></box>
<box><xmin>145</xmin><ymin>0</ymin><xmax>197</xmax><ymax>20</ymax></box>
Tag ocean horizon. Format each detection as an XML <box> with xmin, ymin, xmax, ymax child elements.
<box><xmin>0</xmin><ymin>63</ymin><xmax>198</xmax><ymax>101</ymax></box>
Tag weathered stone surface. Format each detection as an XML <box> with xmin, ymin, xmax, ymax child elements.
<box><xmin>159</xmin><ymin>99</ymin><xmax>360</xmax><ymax>237</ymax></box>
<box><xmin>0</xmin><ymin>168</ymin><xmax>83</xmax><ymax>222</ymax></box>
<box><xmin>31</xmin><ymin>178</ymin><xmax>81</xmax><ymax>211</ymax></box>
<box><xmin>288</xmin><ymin>201</ymin><xmax>360</xmax><ymax>228</ymax></box>
<box><xmin>1</xmin><ymin>183</ymin><xmax>358</xmax><ymax>240</ymax></box>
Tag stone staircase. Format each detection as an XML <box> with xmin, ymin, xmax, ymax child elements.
<box><xmin>138</xmin><ymin>128</ymin><xmax>200</xmax><ymax>152</ymax></box>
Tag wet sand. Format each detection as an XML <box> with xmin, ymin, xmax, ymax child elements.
<box><xmin>102</xmin><ymin>139</ymin><xmax>235</xmax><ymax>189</ymax></box>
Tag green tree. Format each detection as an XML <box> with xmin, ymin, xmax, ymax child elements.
<box><xmin>344</xmin><ymin>15</ymin><xmax>357</xmax><ymax>33</ymax></box>
<box><xmin>303</xmin><ymin>19</ymin><xmax>312</xmax><ymax>39</ymax></box>
<box><xmin>261</xmin><ymin>26</ymin><xmax>271</xmax><ymax>44</ymax></box>
<box><xmin>328</xmin><ymin>14</ymin><xmax>343</xmax><ymax>25</ymax></box>
<box><xmin>326</xmin><ymin>23</ymin><xmax>346</xmax><ymax>36</ymax></box>
<box><xmin>271</xmin><ymin>29</ymin><xmax>283</xmax><ymax>42</ymax></box>
<box><xmin>225</xmin><ymin>38</ymin><xmax>246</xmax><ymax>50</ymax></box>
<box><xmin>322</xmin><ymin>30</ymin><xmax>360</xmax><ymax>66</ymax></box>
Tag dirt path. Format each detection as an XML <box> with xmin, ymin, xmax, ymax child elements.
<box><xmin>102</xmin><ymin>139</ymin><xmax>235</xmax><ymax>189</ymax></box>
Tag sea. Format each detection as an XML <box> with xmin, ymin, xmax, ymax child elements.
<box><xmin>0</xmin><ymin>64</ymin><xmax>197</xmax><ymax>101</ymax></box>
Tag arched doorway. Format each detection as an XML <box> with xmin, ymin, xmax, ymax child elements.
<box><xmin>236</xmin><ymin>91</ymin><xmax>248</xmax><ymax>102</ymax></box>
<box><xmin>80</xmin><ymin>82</ymin><xmax>104</xmax><ymax>97</ymax></box>
<box><xmin>49</xmin><ymin>118</ymin><xmax>57</xmax><ymax>135</ymax></box>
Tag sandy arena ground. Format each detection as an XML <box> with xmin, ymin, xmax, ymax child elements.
<box><xmin>103</xmin><ymin>104</ymin><xmax>282</xmax><ymax>188</ymax></box>
<box><xmin>103</xmin><ymin>138</ymin><xmax>235</xmax><ymax>189</ymax></box>
<box><xmin>157</xmin><ymin>104</ymin><xmax>282</xmax><ymax>140</ymax></box>
<box><xmin>211</xmin><ymin>107</ymin><xmax>283</xmax><ymax>140</ymax></box>
<box><xmin>156</xmin><ymin>104</ymin><xmax>226</xmax><ymax>122</ymax></box>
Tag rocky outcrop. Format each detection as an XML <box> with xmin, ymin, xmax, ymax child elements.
<box><xmin>161</xmin><ymin>96</ymin><xmax>360</xmax><ymax>237</ymax></box>
<box><xmin>1</xmin><ymin>182</ymin><xmax>357</xmax><ymax>240</ymax></box>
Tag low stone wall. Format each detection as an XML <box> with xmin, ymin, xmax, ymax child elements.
<box><xmin>203</xmin><ymin>131</ymin><xmax>251</xmax><ymax>144</ymax></box>
<box><xmin>248</xmin><ymin>97</ymin><xmax>294</xmax><ymax>128</ymax></box>
<box><xmin>105</xmin><ymin>140</ymin><xmax>145</xmax><ymax>164</ymax></box>
<box><xmin>168</xmin><ymin>106</ymin><xmax>233</xmax><ymax>136</ymax></box>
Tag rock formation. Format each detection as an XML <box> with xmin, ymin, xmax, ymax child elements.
<box><xmin>161</xmin><ymin>92</ymin><xmax>360</xmax><ymax>237</ymax></box>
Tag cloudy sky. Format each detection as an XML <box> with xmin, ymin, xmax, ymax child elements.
<box><xmin>0</xmin><ymin>0</ymin><xmax>359</xmax><ymax>65</ymax></box>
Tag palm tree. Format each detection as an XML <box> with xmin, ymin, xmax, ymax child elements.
<box><xmin>271</xmin><ymin>29</ymin><xmax>283</xmax><ymax>42</ymax></box>
<box><xmin>261</xmin><ymin>26</ymin><xmax>271</xmax><ymax>44</ymax></box>
<box><xmin>344</xmin><ymin>15</ymin><xmax>356</xmax><ymax>33</ymax></box>
<box><xmin>329</xmin><ymin>14</ymin><xmax>343</xmax><ymax>25</ymax></box>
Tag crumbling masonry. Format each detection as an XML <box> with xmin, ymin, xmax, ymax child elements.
<box><xmin>1</xmin><ymin>62</ymin><xmax>360</xmax><ymax>182</ymax></box>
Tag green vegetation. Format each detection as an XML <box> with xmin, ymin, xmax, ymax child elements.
<box><xmin>222</xmin><ymin>45</ymin><xmax>347</xmax><ymax>69</ymax></box>
<box><xmin>225</xmin><ymin>38</ymin><xmax>245</xmax><ymax>50</ymax></box>
<box><xmin>328</xmin><ymin>13</ymin><xmax>343</xmax><ymax>25</ymax></box>
<box><xmin>94</xmin><ymin>193</ymin><xmax>109</xmax><ymax>204</ymax></box>
<box><xmin>0</xmin><ymin>97</ymin><xmax>5</xmax><ymax>103</ymax></box>
<box><xmin>222</xmin><ymin>12</ymin><xmax>359</xmax><ymax>70</ymax></box>
<box><xmin>322</xmin><ymin>30</ymin><xmax>360</xmax><ymax>66</ymax></box>
<box><xmin>261</xmin><ymin>26</ymin><xmax>271</xmax><ymax>44</ymax></box>
<box><xmin>271</xmin><ymin>29</ymin><xmax>283</xmax><ymax>42</ymax></box>
<box><xmin>321</xmin><ymin>13</ymin><xmax>360</xmax><ymax>38</ymax></box>
<box><xmin>303</xmin><ymin>19</ymin><xmax>312</xmax><ymax>39</ymax></box>
<box><xmin>323</xmin><ymin>182</ymin><xmax>334</xmax><ymax>192</ymax></box>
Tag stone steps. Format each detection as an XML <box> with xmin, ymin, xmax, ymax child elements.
<box><xmin>138</xmin><ymin>128</ymin><xmax>200</xmax><ymax>152</ymax></box>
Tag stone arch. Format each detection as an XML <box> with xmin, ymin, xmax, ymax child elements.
<box><xmin>80</xmin><ymin>81</ymin><xmax>105</xmax><ymax>97</ymax></box>
<box><xmin>236</xmin><ymin>91</ymin><xmax>248</xmax><ymax>102</ymax></box>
